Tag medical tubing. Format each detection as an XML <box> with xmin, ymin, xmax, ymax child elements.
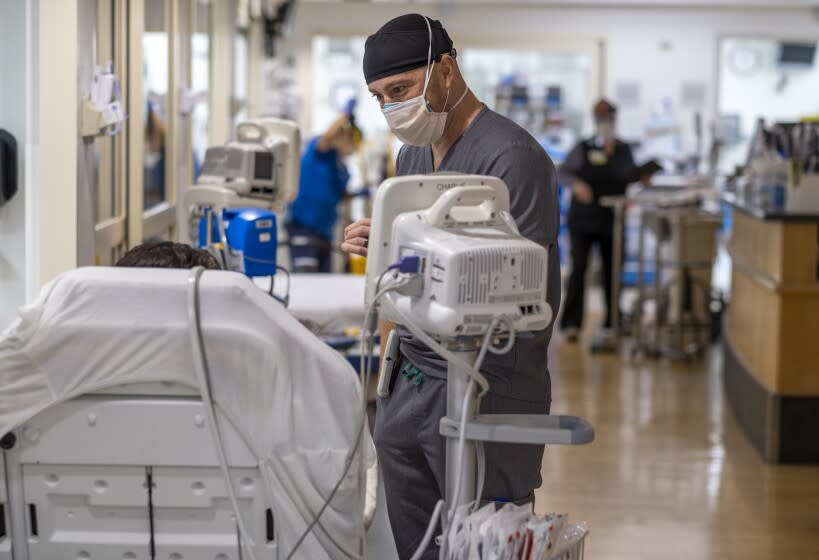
<box><xmin>147</xmin><ymin>466</ymin><xmax>156</xmax><ymax>560</ymax></box>
<box><xmin>386</xmin><ymin>305</ymin><xmax>496</xmax><ymax>559</ymax></box>
<box><xmin>445</xmin><ymin>317</ymin><xmax>500</xmax><ymax>533</ymax></box>
<box><xmin>211</xmin><ymin>212</ymin><xmax>232</xmax><ymax>269</ymax></box>
<box><xmin>474</xmin><ymin>442</ymin><xmax>486</xmax><ymax>514</ymax></box>
<box><xmin>374</xmin><ymin>268</ymin><xmax>395</xmax><ymax>301</ymax></box>
<box><xmin>398</xmin><ymin>312</ymin><xmax>517</xmax><ymax>554</ymax></box>
<box><xmin>186</xmin><ymin>267</ymin><xmax>260</xmax><ymax>560</ymax></box>
<box><xmin>471</xmin><ymin>317</ymin><xmax>515</xmax><ymax>512</ymax></box>
<box><xmin>285</xmin><ymin>278</ymin><xmax>412</xmax><ymax>560</ymax></box>
<box><xmin>242</xmin><ymin>254</ymin><xmax>280</xmax><ymax>265</ymax></box>
<box><xmin>488</xmin><ymin>316</ymin><xmax>516</xmax><ymax>355</ymax></box>
<box><xmin>445</xmin><ymin>318</ymin><xmax>499</xmax><ymax>525</ymax></box>
<box><xmin>447</xmin><ymin>378</ymin><xmax>475</xmax><ymax>524</ymax></box>
<box><xmin>474</xmin><ymin>318</ymin><xmax>501</xmax><ymax>373</ymax></box>
<box><xmin>276</xmin><ymin>265</ymin><xmax>291</xmax><ymax>307</ymax></box>
<box><xmin>387</xmin><ymin>302</ymin><xmax>490</xmax><ymax>396</ymax></box>
<box><xmin>408</xmin><ymin>499</ymin><xmax>445</xmax><ymax>560</ymax></box>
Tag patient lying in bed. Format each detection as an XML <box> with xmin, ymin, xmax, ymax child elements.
<box><xmin>116</xmin><ymin>240</ymin><xmax>221</xmax><ymax>269</ymax></box>
<box><xmin>113</xmin><ymin>240</ymin><xmax>380</xmax><ymax>528</ymax></box>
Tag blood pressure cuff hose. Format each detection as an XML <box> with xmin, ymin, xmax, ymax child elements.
<box><xmin>363</xmin><ymin>13</ymin><xmax>455</xmax><ymax>85</ymax></box>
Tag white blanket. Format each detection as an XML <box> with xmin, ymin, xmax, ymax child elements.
<box><xmin>260</xmin><ymin>273</ymin><xmax>367</xmax><ymax>333</ymax></box>
<box><xmin>0</xmin><ymin>267</ymin><xmax>371</xmax><ymax>559</ymax></box>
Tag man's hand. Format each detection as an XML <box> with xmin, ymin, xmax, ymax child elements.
<box><xmin>573</xmin><ymin>181</ymin><xmax>594</xmax><ymax>204</ymax></box>
<box><xmin>342</xmin><ymin>218</ymin><xmax>371</xmax><ymax>256</ymax></box>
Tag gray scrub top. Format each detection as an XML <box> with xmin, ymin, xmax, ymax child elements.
<box><xmin>394</xmin><ymin>106</ymin><xmax>561</xmax><ymax>404</ymax></box>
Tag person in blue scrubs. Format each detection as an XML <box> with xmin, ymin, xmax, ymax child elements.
<box><xmin>286</xmin><ymin>113</ymin><xmax>361</xmax><ymax>272</ymax></box>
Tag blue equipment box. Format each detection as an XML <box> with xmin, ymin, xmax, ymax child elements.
<box><xmin>198</xmin><ymin>207</ymin><xmax>278</xmax><ymax>277</ymax></box>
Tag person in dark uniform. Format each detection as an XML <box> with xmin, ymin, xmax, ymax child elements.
<box><xmin>559</xmin><ymin>99</ymin><xmax>646</xmax><ymax>342</ymax></box>
<box><xmin>342</xmin><ymin>14</ymin><xmax>560</xmax><ymax>560</ymax></box>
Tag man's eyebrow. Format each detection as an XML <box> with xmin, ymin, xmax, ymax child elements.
<box><xmin>376</xmin><ymin>79</ymin><xmax>413</xmax><ymax>92</ymax></box>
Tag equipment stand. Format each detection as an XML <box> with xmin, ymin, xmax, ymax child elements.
<box><xmin>593</xmin><ymin>196</ymin><xmax>627</xmax><ymax>353</ymax></box>
<box><xmin>438</xmin><ymin>337</ymin><xmax>596</xmax><ymax>560</ymax></box>
<box><xmin>444</xmin><ymin>339</ymin><xmax>479</xmax><ymax>511</ymax></box>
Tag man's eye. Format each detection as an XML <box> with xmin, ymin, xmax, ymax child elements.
<box><xmin>393</xmin><ymin>86</ymin><xmax>406</xmax><ymax>95</ymax></box>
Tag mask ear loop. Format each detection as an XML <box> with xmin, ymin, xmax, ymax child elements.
<box><xmin>421</xmin><ymin>15</ymin><xmax>434</xmax><ymax>95</ymax></box>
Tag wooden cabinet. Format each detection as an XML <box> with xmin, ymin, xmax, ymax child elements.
<box><xmin>724</xmin><ymin>209</ymin><xmax>819</xmax><ymax>463</ymax></box>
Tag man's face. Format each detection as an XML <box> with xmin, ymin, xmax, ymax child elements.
<box><xmin>367</xmin><ymin>59</ymin><xmax>451</xmax><ymax>112</ymax></box>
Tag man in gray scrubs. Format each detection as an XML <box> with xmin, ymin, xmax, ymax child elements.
<box><xmin>342</xmin><ymin>14</ymin><xmax>560</xmax><ymax>559</ymax></box>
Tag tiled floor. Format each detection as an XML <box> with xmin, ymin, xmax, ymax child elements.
<box><xmin>536</xmin><ymin>324</ymin><xmax>819</xmax><ymax>560</ymax></box>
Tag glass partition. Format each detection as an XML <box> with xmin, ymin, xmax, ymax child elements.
<box><xmin>231</xmin><ymin>0</ymin><xmax>248</xmax><ymax>135</ymax></box>
<box><xmin>191</xmin><ymin>0</ymin><xmax>211</xmax><ymax>180</ymax></box>
<box><xmin>142</xmin><ymin>0</ymin><xmax>169</xmax><ymax>210</ymax></box>
<box><xmin>460</xmin><ymin>48</ymin><xmax>594</xmax><ymax>140</ymax></box>
<box><xmin>718</xmin><ymin>37</ymin><xmax>819</xmax><ymax>173</ymax></box>
<box><xmin>311</xmin><ymin>36</ymin><xmax>597</xmax><ymax>166</ymax></box>
<box><xmin>90</xmin><ymin>0</ymin><xmax>126</xmax><ymax>265</ymax></box>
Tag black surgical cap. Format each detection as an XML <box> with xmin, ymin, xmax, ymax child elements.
<box><xmin>363</xmin><ymin>14</ymin><xmax>455</xmax><ymax>85</ymax></box>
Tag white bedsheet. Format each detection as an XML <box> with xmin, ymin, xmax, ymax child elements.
<box><xmin>259</xmin><ymin>273</ymin><xmax>366</xmax><ymax>333</ymax></box>
<box><xmin>0</xmin><ymin>267</ymin><xmax>371</xmax><ymax>559</ymax></box>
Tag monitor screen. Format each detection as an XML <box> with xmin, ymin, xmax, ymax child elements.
<box><xmin>254</xmin><ymin>152</ymin><xmax>274</xmax><ymax>181</ymax></box>
<box><xmin>778</xmin><ymin>42</ymin><xmax>817</xmax><ymax>66</ymax></box>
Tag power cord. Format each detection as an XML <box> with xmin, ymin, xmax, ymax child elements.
<box><xmin>146</xmin><ymin>466</ymin><xmax>156</xmax><ymax>560</ymax></box>
<box><xmin>187</xmin><ymin>267</ymin><xmax>259</xmax><ymax>560</ymax></box>
<box><xmin>389</xmin><ymin>307</ymin><xmax>517</xmax><ymax>559</ymax></box>
<box><xmin>283</xmin><ymin>273</ymin><xmax>415</xmax><ymax>560</ymax></box>
<box><xmin>269</xmin><ymin>266</ymin><xmax>292</xmax><ymax>308</ymax></box>
<box><xmin>446</xmin><ymin>318</ymin><xmax>501</xmax><ymax>530</ymax></box>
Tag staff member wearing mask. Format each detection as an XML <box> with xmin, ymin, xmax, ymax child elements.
<box><xmin>286</xmin><ymin>111</ymin><xmax>361</xmax><ymax>272</ymax></box>
<box><xmin>341</xmin><ymin>14</ymin><xmax>560</xmax><ymax>559</ymax></box>
<box><xmin>559</xmin><ymin>99</ymin><xmax>645</xmax><ymax>342</ymax></box>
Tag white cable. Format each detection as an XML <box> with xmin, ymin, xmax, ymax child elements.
<box><xmin>446</xmin><ymin>318</ymin><xmax>499</xmax><ymax>527</ymax></box>
<box><xmin>396</xmin><ymin>312</ymin><xmax>498</xmax><ymax>560</ymax></box>
<box><xmin>284</xmin><ymin>275</ymin><xmax>413</xmax><ymax>560</ymax></box>
<box><xmin>408</xmin><ymin>499</ymin><xmax>445</xmax><ymax>560</ymax></box>
<box><xmin>187</xmin><ymin>267</ymin><xmax>259</xmax><ymax>560</ymax></box>
<box><xmin>387</xmin><ymin>303</ymin><xmax>490</xmax><ymax>396</ymax></box>
<box><xmin>473</xmin><ymin>442</ymin><xmax>486</xmax><ymax>514</ymax></box>
<box><xmin>488</xmin><ymin>316</ymin><xmax>516</xmax><ymax>355</ymax></box>
<box><xmin>471</xmin><ymin>317</ymin><xmax>515</xmax><ymax>515</ymax></box>
<box><xmin>474</xmin><ymin>318</ymin><xmax>501</xmax><ymax>372</ymax></box>
<box><xmin>305</xmin><ymin>269</ymin><xmax>517</xmax><ymax>560</ymax></box>
<box><xmin>190</xmin><ymin>267</ymin><xmax>374</xmax><ymax>560</ymax></box>
<box><xmin>448</xmin><ymin>378</ymin><xmax>475</xmax><ymax>516</ymax></box>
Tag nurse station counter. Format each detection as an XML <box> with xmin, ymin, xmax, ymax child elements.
<box><xmin>723</xmin><ymin>198</ymin><xmax>819</xmax><ymax>464</ymax></box>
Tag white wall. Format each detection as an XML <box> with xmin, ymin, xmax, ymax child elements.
<box><xmin>288</xmin><ymin>2</ymin><xmax>819</xmax><ymax>157</ymax></box>
<box><xmin>719</xmin><ymin>37</ymin><xmax>819</xmax><ymax>169</ymax></box>
<box><xmin>0</xmin><ymin>0</ymin><xmax>79</xmax><ymax>326</ymax></box>
<box><xmin>0</xmin><ymin>0</ymin><xmax>31</xmax><ymax>327</ymax></box>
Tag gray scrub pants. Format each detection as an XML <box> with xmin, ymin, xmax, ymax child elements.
<box><xmin>374</xmin><ymin>358</ymin><xmax>549</xmax><ymax>560</ymax></box>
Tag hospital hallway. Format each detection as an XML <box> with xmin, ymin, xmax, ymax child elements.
<box><xmin>536</xmin><ymin>303</ymin><xmax>819</xmax><ymax>560</ymax></box>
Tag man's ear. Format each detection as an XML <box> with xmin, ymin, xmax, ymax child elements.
<box><xmin>439</xmin><ymin>54</ymin><xmax>457</xmax><ymax>89</ymax></box>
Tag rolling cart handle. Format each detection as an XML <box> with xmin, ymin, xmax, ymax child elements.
<box><xmin>440</xmin><ymin>413</ymin><xmax>595</xmax><ymax>446</ymax></box>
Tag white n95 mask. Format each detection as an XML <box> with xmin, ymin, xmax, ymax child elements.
<box><xmin>595</xmin><ymin>120</ymin><xmax>615</xmax><ymax>142</ymax></box>
<box><xmin>380</xmin><ymin>16</ymin><xmax>468</xmax><ymax>147</ymax></box>
<box><xmin>382</xmin><ymin>73</ymin><xmax>468</xmax><ymax>146</ymax></box>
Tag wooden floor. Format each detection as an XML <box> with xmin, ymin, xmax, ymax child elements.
<box><xmin>535</xmin><ymin>325</ymin><xmax>819</xmax><ymax>559</ymax></box>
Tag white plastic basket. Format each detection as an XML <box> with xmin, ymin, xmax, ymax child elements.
<box><xmin>551</xmin><ymin>525</ymin><xmax>588</xmax><ymax>560</ymax></box>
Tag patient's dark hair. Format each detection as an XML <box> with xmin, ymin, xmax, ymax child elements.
<box><xmin>115</xmin><ymin>241</ymin><xmax>221</xmax><ymax>270</ymax></box>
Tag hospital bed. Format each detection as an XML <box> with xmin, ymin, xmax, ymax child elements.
<box><xmin>0</xmin><ymin>268</ymin><xmax>387</xmax><ymax>560</ymax></box>
<box><xmin>259</xmin><ymin>273</ymin><xmax>366</xmax><ymax>334</ymax></box>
